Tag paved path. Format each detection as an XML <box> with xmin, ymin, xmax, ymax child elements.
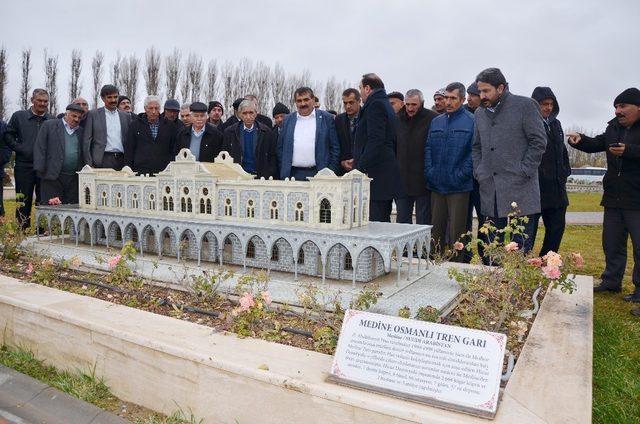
<box><xmin>565</xmin><ymin>211</ymin><xmax>603</xmax><ymax>225</ymax></box>
<box><xmin>0</xmin><ymin>365</ymin><xmax>126</xmax><ymax>424</ymax></box>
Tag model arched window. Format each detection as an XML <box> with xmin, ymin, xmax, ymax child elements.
<box><xmin>295</xmin><ymin>201</ymin><xmax>304</xmax><ymax>222</ymax></box>
<box><xmin>297</xmin><ymin>248</ymin><xmax>305</xmax><ymax>264</ymax></box>
<box><xmin>115</xmin><ymin>192</ymin><xmax>123</xmax><ymax>208</ymax></box>
<box><xmin>362</xmin><ymin>201</ymin><xmax>367</xmax><ymax>221</ymax></box>
<box><xmin>247</xmin><ymin>240</ymin><xmax>255</xmax><ymax>258</ymax></box>
<box><xmin>181</xmin><ymin>197</ymin><xmax>187</xmax><ymax>212</ymax></box>
<box><xmin>132</xmin><ymin>193</ymin><xmax>139</xmax><ymax>209</ymax></box>
<box><xmin>246</xmin><ymin>199</ymin><xmax>255</xmax><ymax>218</ymax></box>
<box><xmin>168</xmin><ymin>196</ymin><xmax>174</xmax><ymax>211</ymax></box>
<box><xmin>101</xmin><ymin>191</ymin><xmax>107</xmax><ymax>206</ymax></box>
<box><xmin>114</xmin><ymin>225</ymin><xmax>122</xmax><ymax>241</ymax></box>
<box><xmin>163</xmin><ymin>196</ymin><xmax>168</xmax><ymax>211</ymax></box>
<box><xmin>224</xmin><ymin>198</ymin><xmax>232</xmax><ymax>216</ymax></box>
<box><xmin>344</xmin><ymin>252</ymin><xmax>353</xmax><ymax>270</ymax></box>
<box><xmin>353</xmin><ymin>197</ymin><xmax>358</xmax><ymax>222</ymax></box>
<box><xmin>271</xmin><ymin>244</ymin><xmax>279</xmax><ymax>261</ymax></box>
<box><xmin>206</xmin><ymin>199</ymin><xmax>212</xmax><ymax>214</ymax></box>
<box><xmin>270</xmin><ymin>200</ymin><xmax>278</xmax><ymax>220</ymax></box>
<box><xmin>149</xmin><ymin>194</ymin><xmax>156</xmax><ymax>210</ymax></box>
<box><xmin>84</xmin><ymin>187</ymin><xmax>91</xmax><ymax>205</ymax></box>
<box><xmin>200</xmin><ymin>198</ymin><xmax>205</xmax><ymax>214</ymax></box>
<box><xmin>319</xmin><ymin>198</ymin><xmax>331</xmax><ymax>223</ymax></box>
<box><xmin>187</xmin><ymin>198</ymin><xmax>193</xmax><ymax>213</ymax></box>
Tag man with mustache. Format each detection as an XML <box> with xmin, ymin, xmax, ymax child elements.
<box><xmin>82</xmin><ymin>84</ymin><xmax>131</xmax><ymax>170</ymax></box>
<box><xmin>471</xmin><ymin>68</ymin><xmax>546</xmax><ymax>253</ymax></box>
<box><xmin>568</xmin><ymin>88</ymin><xmax>640</xmax><ymax>302</ymax></box>
<box><xmin>277</xmin><ymin>87</ymin><xmax>340</xmax><ymax>181</ymax></box>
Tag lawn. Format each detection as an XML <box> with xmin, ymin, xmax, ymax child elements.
<box><xmin>568</xmin><ymin>191</ymin><xmax>603</xmax><ymax>212</ymax></box>
<box><xmin>1</xmin><ymin>199</ymin><xmax>638</xmax><ymax>423</ymax></box>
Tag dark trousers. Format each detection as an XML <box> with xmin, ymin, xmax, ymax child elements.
<box><xmin>531</xmin><ymin>206</ymin><xmax>567</xmax><ymax>257</ymax></box>
<box><xmin>290</xmin><ymin>166</ymin><xmax>317</xmax><ymax>181</ymax></box>
<box><xmin>464</xmin><ymin>179</ymin><xmax>486</xmax><ymax>263</ymax></box>
<box><xmin>40</xmin><ymin>174</ymin><xmax>79</xmax><ymax>205</ymax></box>
<box><xmin>370</xmin><ymin>199</ymin><xmax>393</xmax><ymax>222</ymax></box>
<box><xmin>100</xmin><ymin>152</ymin><xmax>124</xmax><ymax>170</ymax></box>
<box><xmin>14</xmin><ymin>164</ymin><xmax>40</xmax><ymax>230</ymax></box>
<box><xmin>396</xmin><ymin>193</ymin><xmax>431</xmax><ymax>224</ymax></box>
<box><xmin>601</xmin><ymin>208</ymin><xmax>640</xmax><ymax>292</ymax></box>
<box><xmin>0</xmin><ymin>178</ymin><xmax>4</xmax><ymax>216</ymax></box>
<box><xmin>486</xmin><ymin>213</ymin><xmax>539</xmax><ymax>254</ymax></box>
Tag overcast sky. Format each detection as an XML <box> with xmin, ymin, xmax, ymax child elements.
<box><xmin>2</xmin><ymin>0</ymin><xmax>638</xmax><ymax>133</ymax></box>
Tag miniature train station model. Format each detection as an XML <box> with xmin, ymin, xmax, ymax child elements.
<box><xmin>35</xmin><ymin>149</ymin><xmax>431</xmax><ymax>284</ymax></box>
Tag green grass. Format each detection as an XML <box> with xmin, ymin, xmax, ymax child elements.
<box><xmin>535</xmin><ymin>225</ymin><xmax>640</xmax><ymax>424</ymax></box>
<box><xmin>567</xmin><ymin>192</ymin><xmax>604</xmax><ymax>212</ymax></box>
<box><xmin>0</xmin><ymin>344</ymin><xmax>119</xmax><ymax>410</ymax></box>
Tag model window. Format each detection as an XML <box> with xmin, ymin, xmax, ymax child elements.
<box><xmin>247</xmin><ymin>240</ymin><xmax>255</xmax><ymax>258</ymax></box>
<box><xmin>270</xmin><ymin>200</ymin><xmax>278</xmax><ymax>220</ymax></box>
<box><xmin>319</xmin><ymin>199</ymin><xmax>331</xmax><ymax>223</ymax></box>
<box><xmin>344</xmin><ymin>252</ymin><xmax>353</xmax><ymax>270</ymax></box>
<box><xmin>295</xmin><ymin>201</ymin><xmax>304</xmax><ymax>222</ymax></box>
<box><xmin>271</xmin><ymin>245</ymin><xmax>279</xmax><ymax>261</ymax></box>
<box><xmin>246</xmin><ymin>199</ymin><xmax>255</xmax><ymax>218</ymax></box>
<box><xmin>202</xmin><ymin>187</ymin><xmax>209</xmax><ymax>196</ymax></box>
<box><xmin>224</xmin><ymin>198</ymin><xmax>232</xmax><ymax>216</ymax></box>
<box><xmin>84</xmin><ymin>187</ymin><xmax>91</xmax><ymax>205</ymax></box>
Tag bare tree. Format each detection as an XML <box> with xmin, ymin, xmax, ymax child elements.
<box><xmin>284</xmin><ymin>69</ymin><xmax>313</xmax><ymax>111</ymax></box>
<box><xmin>20</xmin><ymin>48</ymin><xmax>32</xmax><ymax>110</ymax></box>
<box><xmin>323</xmin><ymin>76</ymin><xmax>345</xmax><ymax>113</ymax></box>
<box><xmin>68</xmin><ymin>49</ymin><xmax>82</xmax><ymax>102</ymax></box>
<box><xmin>144</xmin><ymin>47</ymin><xmax>161</xmax><ymax>96</ymax></box>
<box><xmin>110</xmin><ymin>52</ymin><xmax>122</xmax><ymax>88</ymax></box>
<box><xmin>164</xmin><ymin>48</ymin><xmax>181</xmax><ymax>100</ymax></box>
<box><xmin>119</xmin><ymin>54</ymin><xmax>140</xmax><ymax>112</ymax></box>
<box><xmin>220</xmin><ymin>60</ymin><xmax>238</xmax><ymax>112</ymax></box>
<box><xmin>186</xmin><ymin>52</ymin><xmax>203</xmax><ymax>102</ymax></box>
<box><xmin>252</xmin><ymin>61</ymin><xmax>271</xmax><ymax>114</ymax></box>
<box><xmin>204</xmin><ymin>59</ymin><xmax>218</xmax><ymax>102</ymax></box>
<box><xmin>270</xmin><ymin>63</ymin><xmax>287</xmax><ymax>107</ymax></box>
<box><xmin>43</xmin><ymin>49</ymin><xmax>59</xmax><ymax>115</ymax></box>
<box><xmin>91</xmin><ymin>50</ymin><xmax>104</xmax><ymax>108</ymax></box>
<box><xmin>0</xmin><ymin>47</ymin><xmax>7</xmax><ymax>120</ymax></box>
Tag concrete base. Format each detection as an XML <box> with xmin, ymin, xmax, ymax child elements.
<box><xmin>24</xmin><ymin>236</ymin><xmax>461</xmax><ymax>315</ymax></box>
<box><xmin>0</xmin><ymin>273</ymin><xmax>592</xmax><ymax>423</ymax></box>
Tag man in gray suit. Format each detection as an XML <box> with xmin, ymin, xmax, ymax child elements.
<box><xmin>33</xmin><ymin>104</ymin><xmax>85</xmax><ymax>204</ymax></box>
<box><xmin>82</xmin><ymin>84</ymin><xmax>131</xmax><ymax>170</ymax></box>
<box><xmin>472</xmin><ymin>68</ymin><xmax>547</xmax><ymax>253</ymax></box>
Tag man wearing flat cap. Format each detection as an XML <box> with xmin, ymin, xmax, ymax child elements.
<box><xmin>174</xmin><ymin>101</ymin><xmax>224</xmax><ymax>162</ymax></box>
<box><xmin>33</xmin><ymin>103</ymin><xmax>86</xmax><ymax>204</ymax></box>
<box><xmin>569</xmin><ymin>88</ymin><xmax>640</xmax><ymax>302</ymax></box>
<box><xmin>162</xmin><ymin>99</ymin><xmax>182</xmax><ymax>125</ymax></box>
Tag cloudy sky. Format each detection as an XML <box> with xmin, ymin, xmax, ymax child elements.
<box><xmin>2</xmin><ymin>0</ymin><xmax>638</xmax><ymax>133</ymax></box>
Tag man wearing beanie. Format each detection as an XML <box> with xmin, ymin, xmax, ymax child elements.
<box><xmin>568</xmin><ymin>88</ymin><xmax>640</xmax><ymax>302</ymax></box>
<box><xmin>433</xmin><ymin>88</ymin><xmax>446</xmax><ymax>114</ymax></box>
<box><xmin>387</xmin><ymin>91</ymin><xmax>404</xmax><ymax>114</ymax></box>
<box><xmin>208</xmin><ymin>101</ymin><xmax>224</xmax><ymax>129</ymax></box>
<box><xmin>272</xmin><ymin>102</ymin><xmax>290</xmax><ymax>138</ymax></box>
<box><xmin>465</xmin><ymin>82</ymin><xmax>481</xmax><ymax>114</ymax></box>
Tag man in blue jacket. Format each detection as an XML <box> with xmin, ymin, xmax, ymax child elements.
<box><xmin>425</xmin><ymin>82</ymin><xmax>474</xmax><ymax>259</ymax></box>
<box><xmin>277</xmin><ymin>87</ymin><xmax>339</xmax><ymax>180</ymax></box>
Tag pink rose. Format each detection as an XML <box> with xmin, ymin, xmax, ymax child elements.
<box><xmin>453</xmin><ymin>241</ymin><xmax>464</xmax><ymax>251</ymax></box>
<box><xmin>239</xmin><ymin>292</ymin><xmax>255</xmax><ymax>311</ymax></box>
<box><xmin>544</xmin><ymin>251</ymin><xmax>563</xmax><ymax>267</ymax></box>
<box><xmin>48</xmin><ymin>197</ymin><xmax>62</xmax><ymax>205</ymax></box>
<box><xmin>527</xmin><ymin>257</ymin><xmax>543</xmax><ymax>267</ymax></box>
<box><xmin>107</xmin><ymin>255</ymin><xmax>122</xmax><ymax>269</ymax></box>
<box><xmin>25</xmin><ymin>263</ymin><xmax>34</xmax><ymax>275</ymax></box>
<box><xmin>571</xmin><ymin>252</ymin><xmax>585</xmax><ymax>268</ymax></box>
<box><xmin>261</xmin><ymin>291</ymin><xmax>272</xmax><ymax>305</ymax></box>
<box><xmin>505</xmin><ymin>242</ymin><xmax>519</xmax><ymax>252</ymax></box>
<box><xmin>542</xmin><ymin>265</ymin><xmax>561</xmax><ymax>280</ymax></box>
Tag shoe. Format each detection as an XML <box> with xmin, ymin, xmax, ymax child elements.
<box><xmin>631</xmin><ymin>307</ymin><xmax>640</xmax><ymax>317</ymax></box>
<box><xmin>623</xmin><ymin>293</ymin><xmax>640</xmax><ymax>303</ymax></box>
<box><xmin>593</xmin><ymin>284</ymin><xmax>621</xmax><ymax>293</ymax></box>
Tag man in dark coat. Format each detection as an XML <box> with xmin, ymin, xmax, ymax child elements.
<box><xmin>124</xmin><ymin>96</ymin><xmax>178</xmax><ymax>175</ymax></box>
<box><xmin>161</xmin><ymin>99</ymin><xmax>184</xmax><ymax>132</ymax></box>
<box><xmin>174</xmin><ymin>102</ymin><xmax>224</xmax><ymax>162</ymax></box>
<box><xmin>33</xmin><ymin>104</ymin><xmax>85</xmax><ymax>204</ymax></box>
<box><xmin>0</xmin><ymin>120</ymin><xmax>10</xmax><ymax>216</ymax></box>
<box><xmin>472</xmin><ymin>68</ymin><xmax>547</xmax><ymax>253</ymax></box>
<box><xmin>568</xmin><ymin>88</ymin><xmax>640</xmax><ymax>301</ymax></box>
<box><xmin>530</xmin><ymin>87</ymin><xmax>571</xmax><ymax>257</ymax></box>
<box><xmin>244</xmin><ymin>94</ymin><xmax>273</xmax><ymax>128</ymax></box>
<box><xmin>396</xmin><ymin>88</ymin><xmax>438</xmax><ymax>224</ymax></box>
<box><xmin>4</xmin><ymin>88</ymin><xmax>52</xmax><ymax>229</ymax></box>
<box><xmin>222</xmin><ymin>100</ymin><xmax>277</xmax><ymax>179</ymax></box>
<box><xmin>354</xmin><ymin>73</ymin><xmax>406</xmax><ymax>222</ymax></box>
<box><xmin>335</xmin><ymin>88</ymin><xmax>361</xmax><ymax>176</ymax></box>
<box><xmin>271</xmin><ymin>102</ymin><xmax>289</xmax><ymax>147</ymax></box>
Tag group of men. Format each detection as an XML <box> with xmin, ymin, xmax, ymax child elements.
<box><xmin>1</xmin><ymin>67</ymin><xmax>639</xmax><ymax>305</ymax></box>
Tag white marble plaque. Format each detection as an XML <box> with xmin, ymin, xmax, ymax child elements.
<box><xmin>328</xmin><ymin>310</ymin><xmax>507</xmax><ymax>418</ymax></box>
